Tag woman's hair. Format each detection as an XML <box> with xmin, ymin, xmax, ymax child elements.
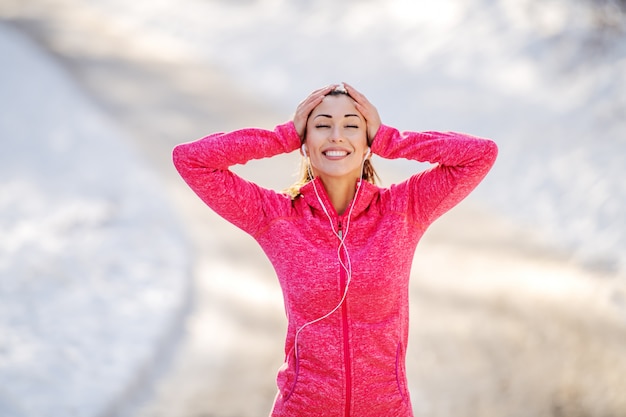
<box><xmin>284</xmin><ymin>88</ymin><xmax>380</xmax><ymax>199</ymax></box>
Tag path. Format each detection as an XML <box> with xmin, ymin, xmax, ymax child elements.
<box><xmin>4</xmin><ymin>2</ymin><xmax>626</xmax><ymax>416</ymax></box>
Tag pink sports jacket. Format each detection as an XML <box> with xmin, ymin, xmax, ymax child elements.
<box><xmin>173</xmin><ymin>121</ymin><xmax>497</xmax><ymax>417</ymax></box>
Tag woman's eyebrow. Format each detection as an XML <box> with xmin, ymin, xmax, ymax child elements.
<box><xmin>313</xmin><ymin>113</ymin><xmax>362</xmax><ymax>119</ymax></box>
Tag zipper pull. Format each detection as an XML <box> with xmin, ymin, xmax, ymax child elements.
<box><xmin>337</xmin><ymin>220</ymin><xmax>343</xmax><ymax>240</ymax></box>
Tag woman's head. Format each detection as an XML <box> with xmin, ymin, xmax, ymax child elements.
<box><xmin>286</xmin><ymin>86</ymin><xmax>379</xmax><ymax>198</ymax></box>
<box><xmin>302</xmin><ymin>87</ymin><xmax>374</xmax><ymax>146</ymax></box>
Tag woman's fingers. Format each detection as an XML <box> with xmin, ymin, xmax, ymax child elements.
<box><xmin>344</xmin><ymin>82</ymin><xmax>381</xmax><ymax>142</ymax></box>
<box><xmin>293</xmin><ymin>83</ymin><xmax>382</xmax><ymax>143</ymax></box>
<box><xmin>303</xmin><ymin>84</ymin><xmax>337</xmax><ymax>108</ymax></box>
<box><xmin>293</xmin><ymin>84</ymin><xmax>338</xmax><ymax>138</ymax></box>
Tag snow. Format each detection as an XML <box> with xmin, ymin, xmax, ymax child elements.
<box><xmin>0</xmin><ymin>24</ymin><xmax>189</xmax><ymax>417</ymax></box>
<box><xmin>0</xmin><ymin>0</ymin><xmax>625</xmax><ymax>415</ymax></box>
<box><xmin>73</xmin><ymin>0</ymin><xmax>626</xmax><ymax>274</ymax></box>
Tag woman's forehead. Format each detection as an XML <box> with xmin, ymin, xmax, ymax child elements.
<box><xmin>311</xmin><ymin>94</ymin><xmax>361</xmax><ymax>117</ymax></box>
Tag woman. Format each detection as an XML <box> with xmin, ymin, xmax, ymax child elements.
<box><xmin>173</xmin><ymin>83</ymin><xmax>498</xmax><ymax>416</ymax></box>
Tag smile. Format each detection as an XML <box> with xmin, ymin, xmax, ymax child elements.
<box><xmin>323</xmin><ymin>150</ymin><xmax>350</xmax><ymax>158</ymax></box>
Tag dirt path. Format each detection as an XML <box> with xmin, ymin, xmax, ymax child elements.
<box><xmin>4</xmin><ymin>3</ymin><xmax>626</xmax><ymax>416</ymax></box>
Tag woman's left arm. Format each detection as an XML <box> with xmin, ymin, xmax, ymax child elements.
<box><xmin>372</xmin><ymin>125</ymin><xmax>498</xmax><ymax>226</ymax></box>
<box><xmin>343</xmin><ymin>83</ymin><xmax>497</xmax><ymax>226</ymax></box>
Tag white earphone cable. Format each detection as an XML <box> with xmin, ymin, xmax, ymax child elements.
<box><xmin>293</xmin><ymin>149</ymin><xmax>369</xmax><ymax>361</ymax></box>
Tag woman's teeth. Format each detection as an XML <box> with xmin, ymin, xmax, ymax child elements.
<box><xmin>324</xmin><ymin>150</ymin><xmax>348</xmax><ymax>157</ymax></box>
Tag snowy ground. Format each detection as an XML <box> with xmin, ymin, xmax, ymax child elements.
<box><xmin>0</xmin><ymin>24</ymin><xmax>189</xmax><ymax>417</ymax></box>
<box><xmin>1</xmin><ymin>1</ymin><xmax>625</xmax><ymax>416</ymax></box>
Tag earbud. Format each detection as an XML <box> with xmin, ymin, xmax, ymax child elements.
<box><xmin>364</xmin><ymin>147</ymin><xmax>371</xmax><ymax>159</ymax></box>
<box><xmin>301</xmin><ymin>144</ymin><xmax>307</xmax><ymax>157</ymax></box>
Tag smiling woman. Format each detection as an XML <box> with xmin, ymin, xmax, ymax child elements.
<box><xmin>172</xmin><ymin>83</ymin><xmax>498</xmax><ymax>417</ymax></box>
<box><xmin>287</xmin><ymin>85</ymin><xmax>379</xmax><ymax>214</ymax></box>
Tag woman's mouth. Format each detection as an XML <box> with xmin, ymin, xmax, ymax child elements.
<box><xmin>323</xmin><ymin>150</ymin><xmax>351</xmax><ymax>159</ymax></box>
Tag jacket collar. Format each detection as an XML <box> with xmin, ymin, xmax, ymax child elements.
<box><xmin>299</xmin><ymin>177</ymin><xmax>378</xmax><ymax>219</ymax></box>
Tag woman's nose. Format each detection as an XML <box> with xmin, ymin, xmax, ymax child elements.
<box><xmin>329</xmin><ymin>127</ymin><xmax>343</xmax><ymax>142</ymax></box>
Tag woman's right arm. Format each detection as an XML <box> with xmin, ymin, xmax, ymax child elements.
<box><xmin>172</xmin><ymin>122</ymin><xmax>301</xmax><ymax>236</ymax></box>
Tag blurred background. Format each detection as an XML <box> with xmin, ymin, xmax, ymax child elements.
<box><xmin>1</xmin><ymin>0</ymin><xmax>625</xmax><ymax>416</ymax></box>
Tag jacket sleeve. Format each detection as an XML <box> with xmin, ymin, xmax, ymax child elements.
<box><xmin>172</xmin><ymin>121</ymin><xmax>301</xmax><ymax>236</ymax></box>
<box><xmin>371</xmin><ymin>124</ymin><xmax>498</xmax><ymax>226</ymax></box>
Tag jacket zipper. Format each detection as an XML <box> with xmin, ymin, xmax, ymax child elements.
<box><xmin>338</xmin><ymin>220</ymin><xmax>352</xmax><ymax>416</ymax></box>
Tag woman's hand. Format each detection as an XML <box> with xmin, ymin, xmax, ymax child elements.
<box><xmin>344</xmin><ymin>83</ymin><xmax>381</xmax><ymax>144</ymax></box>
<box><xmin>293</xmin><ymin>84</ymin><xmax>338</xmax><ymax>140</ymax></box>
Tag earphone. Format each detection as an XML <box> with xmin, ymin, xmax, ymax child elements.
<box><xmin>292</xmin><ymin>143</ymin><xmax>371</xmax><ymax>363</ymax></box>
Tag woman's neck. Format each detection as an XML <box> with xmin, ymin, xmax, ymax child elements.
<box><xmin>319</xmin><ymin>175</ymin><xmax>358</xmax><ymax>216</ymax></box>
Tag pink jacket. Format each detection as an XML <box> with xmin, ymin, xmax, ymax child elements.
<box><xmin>173</xmin><ymin>121</ymin><xmax>497</xmax><ymax>417</ymax></box>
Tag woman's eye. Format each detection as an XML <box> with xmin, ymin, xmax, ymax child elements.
<box><xmin>315</xmin><ymin>124</ymin><xmax>330</xmax><ymax>128</ymax></box>
<box><xmin>346</xmin><ymin>125</ymin><xmax>359</xmax><ymax>129</ymax></box>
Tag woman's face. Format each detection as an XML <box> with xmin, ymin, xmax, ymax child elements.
<box><xmin>304</xmin><ymin>94</ymin><xmax>369</xmax><ymax>182</ymax></box>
